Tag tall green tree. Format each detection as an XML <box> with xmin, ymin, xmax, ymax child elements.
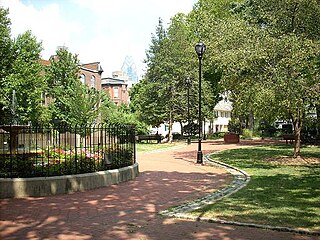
<box><xmin>46</xmin><ymin>48</ymin><xmax>114</xmax><ymax>127</ymax></box>
<box><xmin>0</xmin><ymin>7</ymin><xmax>14</xmax><ymax>123</ymax></box>
<box><xmin>132</xmin><ymin>13</ymin><xmax>223</xmax><ymax>141</ymax></box>
<box><xmin>3</xmin><ymin>31</ymin><xmax>46</xmax><ymax>125</ymax></box>
<box><xmin>46</xmin><ymin>48</ymin><xmax>89</xmax><ymax>126</ymax></box>
<box><xmin>136</xmin><ymin>18</ymin><xmax>176</xmax><ymax>141</ymax></box>
<box><xmin>204</xmin><ymin>0</ymin><xmax>320</xmax><ymax>157</ymax></box>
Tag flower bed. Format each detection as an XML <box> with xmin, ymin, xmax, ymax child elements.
<box><xmin>0</xmin><ymin>146</ymin><xmax>134</xmax><ymax>178</ymax></box>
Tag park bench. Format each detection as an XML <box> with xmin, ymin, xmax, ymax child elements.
<box><xmin>283</xmin><ymin>134</ymin><xmax>294</xmax><ymax>144</ymax></box>
<box><xmin>136</xmin><ymin>134</ymin><xmax>162</xmax><ymax>143</ymax></box>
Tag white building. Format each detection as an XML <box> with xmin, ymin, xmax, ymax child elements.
<box><xmin>211</xmin><ymin>99</ymin><xmax>232</xmax><ymax>133</ymax></box>
<box><xmin>152</xmin><ymin>99</ymin><xmax>233</xmax><ymax>137</ymax></box>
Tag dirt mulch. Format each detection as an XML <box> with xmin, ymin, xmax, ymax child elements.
<box><xmin>265</xmin><ymin>156</ymin><xmax>320</xmax><ymax>166</ymax></box>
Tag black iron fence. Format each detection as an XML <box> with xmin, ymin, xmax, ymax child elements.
<box><xmin>0</xmin><ymin>124</ymin><xmax>136</xmax><ymax>178</ymax></box>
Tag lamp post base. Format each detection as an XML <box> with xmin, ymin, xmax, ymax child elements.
<box><xmin>187</xmin><ymin>137</ymin><xmax>191</xmax><ymax>145</ymax></box>
<box><xmin>197</xmin><ymin>151</ymin><xmax>203</xmax><ymax>164</ymax></box>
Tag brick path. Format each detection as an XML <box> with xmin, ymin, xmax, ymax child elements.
<box><xmin>0</xmin><ymin>140</ymin><xmax>318</xmax><ymax>240</ymax></box>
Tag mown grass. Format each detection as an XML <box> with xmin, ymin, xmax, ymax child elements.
<box><xmin>136</xmin><ymin>142</ymin><xmax>185</xmax><ymax>153</ymax></box>
<box><xmin>189</xmin><ymin>145</ymin><xmax>320</xmax><ymax>232</ymax></box>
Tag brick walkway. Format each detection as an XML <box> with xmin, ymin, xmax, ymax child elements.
<box><xmin>0</xmin><ymin>140</ymin><xmax>318</xmax><ymax>240</ymax></box>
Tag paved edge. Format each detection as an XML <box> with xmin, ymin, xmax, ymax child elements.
<box><xmin>159</xmin><ymin>152</ymin><xmax>320</xmax><ymax>236</ymax></box>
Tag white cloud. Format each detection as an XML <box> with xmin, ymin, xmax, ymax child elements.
<box><xmin>1</xmin><ymin>0</ymin><xmax>82</xmax><ymax>58</ymax></box>
<box><xmin>1</xmin><ymin>0</ymin><xmax>196</xmax><ymax>78</ymax></box>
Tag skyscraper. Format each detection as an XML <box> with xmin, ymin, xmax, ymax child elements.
<box><xmin>121</xmin><ymin>56</ymin><xmax>138</xmax><ymax>88</ymax></box>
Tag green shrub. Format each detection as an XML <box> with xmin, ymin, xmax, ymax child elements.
<box><xmin>207</xmin><ymin>132</ymin><xmax>225</xmax><ymax>139</ymax></box>
<box><xmin>242</xmin><ymin>129</ymin><xmax>253</xmax><ymax>139</ymax></box>
<box><xmin>228</xmin><ymin>118</ymin><xmax>242</xmax><ymax>134</ymax></box>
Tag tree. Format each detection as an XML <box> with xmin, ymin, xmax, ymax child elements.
<box><xmin>235</xmin><ymin>0</ymin><xmax>320</xmax><ymax>157</ymax></box>
<box><xmin>130</xmin><ymin>79</ymin><xmax>167</xmax><ymax>127</ymax></box>
<box><xmin>3</xmin><ymin>31</ymin><xmax>46</xmax><ymax>125</ymax></box>
<box><xmin>0</xmin><ymin>7</ymin><xmax>14</xmax><ymax>123</ymax></box>
<box><xmin>201</xmin><ymin>0</ymin><xmax>320</xmax><ymax>157</ymax></box>
<box><xmin>46</xmin><ymin>48</ymin><xmax>90</xmax><ymax>126</ymax></box>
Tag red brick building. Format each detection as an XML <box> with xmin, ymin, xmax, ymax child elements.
<box><xmin>101</xmin><ymin>78</ymin><xmax>128</xmax><ymax>105</ymax></box>
<box><xmin>41</xmin><ymin>57</ymin><xmax>129</xmax><ymax>105</ymax></box>
<box><xmin>79</xmin><ymin>62</ymin><xmax>103</xmax><ymax>90</ymax></box>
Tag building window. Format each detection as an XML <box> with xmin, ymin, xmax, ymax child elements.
<box><xmin>91</xmin><ymin>75</ymin><xmax>96</xmax><ymax>88</ymax></box>
<box><xmin>80</xmin><ymin>74</ymin><xmax>85</xmax><ymax>84</ymax></box>
<box><xmin>114</xmin><ymin>87</ymin><xmax>119</xmax><ymax>98</ymax></box>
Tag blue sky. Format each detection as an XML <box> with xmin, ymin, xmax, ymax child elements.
<box><xmin>1</xmin><ymin>0</ymin><xmax>197</xmax><ymax>78</ymax></box>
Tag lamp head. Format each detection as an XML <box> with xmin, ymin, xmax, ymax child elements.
<box><xmin>186</xmin><ymin>77</ymin><xmax>192</xmax><ymax>85</ymax></box>
<box><xmin>195</xmin><ymin>42</ymin><xmax>206</xmax><ymax>60</ymax></box>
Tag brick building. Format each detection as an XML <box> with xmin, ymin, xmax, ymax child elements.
<box><xmin>101</xmin><ymin>71</ymin><xmax>129</xmax><ymax>105</ymax></box>
<box><xmin>79</xmin><ymin>62</ymin><xmax>103</xmax><ymax>90</ymax></box>
<box><xmin>42</xmin><ymin>56</ymin><xmax>129</xmax><ymax>105</ymax></box>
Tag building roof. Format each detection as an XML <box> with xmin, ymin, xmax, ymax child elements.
<box><xmin>40</xmin><ymin>59</ymin><xmax>104</xmax><ymax>74</ymax></box>
<box><xmin>214</xmin><ymin>100</ymin><xmax>233</xmax><ymax>111</ymax></box>
<box><xmin>80</xmin><ymin>62</ymin><xmax>103</xmax><ymax>74</ymax></box>
<box><xmin>101</xmin><ymin>78</ymin><xmax>128</xmax><ymax>86</ymax></box>
<box><xmin>80</xmin><ymin>62</ymin><xmax>103</xmax><ymax>72</ymax></box>
<box><xmin>39</xmin><ymin>59</ymin><xmax>50</xmax><ymax>66</ymax></box>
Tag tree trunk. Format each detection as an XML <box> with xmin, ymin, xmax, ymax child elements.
<box><xmin>168</xmin><ymin>109</ymin><xmax>173</xmax><ymax>143</ymax></box>
<box><xmin>179</xmin><ymin>121</ymin><xmax>183</xmax><ymax>136</ymax></box>
<box><xmin>317</xmin><ymin>105</ymin><xmax>320</xmax><ymax>135</ymax></box>
<box><xmin>249</xmin><ymin>112</ymin><xmax>254</xmax><ymax>132</ymax></box>
<box><xmin>293</xmin><ymin>118</ymin><xmax>302</xmax><ymax>158</ymax></box>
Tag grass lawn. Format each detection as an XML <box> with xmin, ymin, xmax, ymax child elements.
<box><xmin>189</xmin><ymin>144</ymin><xmax>320</xmax><ymax>232</ymax></box>
<box><xmin>136</xmin><ymin>141</ymin><xmax>185</xmax><ymax>153</ymax></box>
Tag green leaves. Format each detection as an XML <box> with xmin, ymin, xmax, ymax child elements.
<box><xmin>46</xmin><ymin>48</ymin><xmax>110</xmax><ymax>127</ymax></box>
<box><xmin>2</xmin><ymin>30</ymin><xmax>44</xmax><ymax>124</ymax></box>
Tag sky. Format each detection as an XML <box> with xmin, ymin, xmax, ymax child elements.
<box><xmin>0</xmin><ymin>0</ymin><xmax>197</xmax><ymax>78</ymax></box>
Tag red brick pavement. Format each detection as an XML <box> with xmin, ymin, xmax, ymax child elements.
<box><xmin>0</xmin><ymin>140</ymin><xmax>318</xmax><ymax>240</ymax></box>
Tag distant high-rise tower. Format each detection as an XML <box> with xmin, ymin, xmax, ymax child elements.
<box><xmin>121</xmin><ymin>56</ymin><xmax>138</xmax><ymax>87</ymax></box>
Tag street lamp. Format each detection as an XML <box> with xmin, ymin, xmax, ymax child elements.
<box><xmin>186</xmin><ymin>77</ymin><xmax>192</xmax><ymax>145</ymax></box>
<box><xmin>195</xmin><ymin>42</ymin><xmax>206</xmax><ymax>164</ymax></box>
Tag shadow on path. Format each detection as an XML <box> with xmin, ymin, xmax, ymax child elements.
<box><xmin>1</xmin><ymin>140</ymin><xmax>314</xmax><ymax>240</ymax></box>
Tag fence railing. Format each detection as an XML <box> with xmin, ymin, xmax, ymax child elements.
<box><xmin>0</xmin><ymin>124</ymin><xmax>136</xmax><ymax>178</ymax></box>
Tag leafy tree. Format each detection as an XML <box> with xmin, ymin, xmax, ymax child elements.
<box><xmin>106</xmin><ymin>103</ymin><xmax>149</xmax><ymax>135</ymax></box>
<box><xmin>202</xmin><ymin>0</ymin><xmax>320</xmax><ymax>157</ymax></box>
<box><xmin>46</xmin><ymin>48</ymin><xmax>104</xmax><ymax>127</ymax></box>
<box><xmin>130</xmin><ymin>79</ymin><xmax>167</xmax><ymax>127</ymax></box>
<box><xmin>135</xmin><ymin>18</ymin><xmax>177</xmax><ymax>141</ymax></box>
<box><xmin>132</xmin><ymin>14</ymin><xmax>223</xmax><ymax>142</ymax></box>
<box><xmin>0</xmin><ymin>7</ymin><xmax>14</xmax><ymax>123</ymax></box>
<box><xmin>3</xmin><ymin>31</ymin><xmax>46</xmax><ymax>125</ymax></box>
<box><xmin>46</xmin><ymin>47</ymin><xmax>117</xmax><ymax>128</ymax></box>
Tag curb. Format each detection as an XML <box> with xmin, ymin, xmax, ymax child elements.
<box><xmin>160</xmin><ymin>153</ymin><xmax>250</xmax><ymax>216</ymax></box>
<box><xmin>160</xmin><ymin>153</ymin><xmax>320</xmax><ymax>236</ymax></box>
<box><xmin>0</xmin><ymin>163</ymin><xmax>139</xmax><ymax>198</ymax></box>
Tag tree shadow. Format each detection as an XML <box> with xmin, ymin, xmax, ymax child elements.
<box><xmin>0</xmin><ymin>169</ymin><xmax>227</xmax><ymax>240</ymax></box>
<box><xmin>1</xmin><ymin>141</ymin><xmax>317</xmax><ymax>240</ymax></box>
<box><xmin>192</xmin><ymin>170</ymin><xmax>320</xmax><ymax>233</ymax></box>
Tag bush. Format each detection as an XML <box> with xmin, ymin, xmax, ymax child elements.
<box><xmin>228</xmin><ymin>118</ymin><xmax>242</xmax><ymax>134</ymax></box>
<box><xmin>241</xmin><ymin>129</ymin><xmax>253</xmax><ymax>139</ymax></box>
<box><xmin>104</xmin><ymin>146</ymin><xmax>134</xmax><ymax>168</ymax></box>
<box><xmin>182</xmin><ymin>122</ymin><xmax>199</xmax><ymax>136</ymax></box>
<box><xmin>207</xmin><ymin>132</ymin><xmax>225</xmax><ymax>139</ymax></box>
<box><xmin>258</xmin><ymin>121</ymin><xmax>278</xmax><ymax>137</ymax></box>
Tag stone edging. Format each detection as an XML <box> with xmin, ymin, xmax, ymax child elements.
<box><xmin>160</xmin><ymin>153</ymin><xmax>250</xmax><ymax>217</ymax></box>
<box><xmin>160</xmin><ymin>153</ymin><xmax>320</xmax><ymax>236</ymax></box>
<box><xmin>0</xmin><ymin>163</ymin><xmax>139</xmax><ymax>199</ymax></box>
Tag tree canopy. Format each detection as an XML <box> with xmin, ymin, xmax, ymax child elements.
<box><xmin>131</xmin><ymin>0</ymin><xmax>320</xmax><ymax>155</ymax></box>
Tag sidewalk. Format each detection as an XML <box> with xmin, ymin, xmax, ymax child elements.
<box><xmin>0</xmin><ymin>140</ymin><xmax>317</xmax><ymax>240</ymax></box>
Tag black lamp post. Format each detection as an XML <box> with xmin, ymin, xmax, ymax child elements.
<box><xmin>186</xmin><ymin>77</ymin><xmax>192</xmax><ymax>145</ymax></box>
<box><xmin>195</xmin><ymin>42</ymin><xmax>206</xmax><ymax>164</ymax></box>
